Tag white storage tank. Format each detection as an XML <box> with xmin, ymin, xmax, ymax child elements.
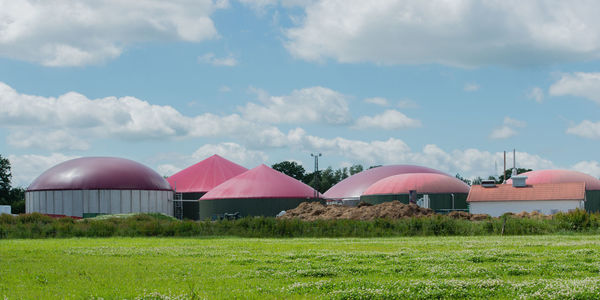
<box><xmin>25</xmin><ymin>157</ymin><xmax>174</xmax><ymax>218</ymax></box>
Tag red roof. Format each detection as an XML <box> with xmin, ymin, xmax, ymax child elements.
<box><xmin>27</xmin><ymin>157</ymin><xmax>172</xmax><ymax>191</ymax></box>
<box><xmin>507</xmin><ymin>169</ymin><xmax>600</xmax><ymax>190</ymax></box>
<box><xmin>200</xmin><ymin>164</ymin><xmax>320</xmax><ymax>200</ymax></box>
<box><xmin>166</xmin><ymin>155</ymin><xmax>248</xmax><ymax>193</ymax></box>
<box><xmin>363</xmin><ymin>173</ymin><xmax>470</xmax><ymax>195</ymax></box>
<box><xmin>323</xmin><ymin>165</ymin><xmax>449</xmax><ymax>199</ymax></box>
<box><xmin>467</xmin><ymin>182</ymin><xmax>585</xmax><ymax>202</ymax></box>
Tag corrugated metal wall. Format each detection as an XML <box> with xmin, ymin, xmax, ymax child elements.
<box><xmin>585</xmin><ymin>190</ymin><xmax>600</xmax><ymax>213</ymax></box>
<box><xmin>359</xmin><ymin>193</ymin><xmax>469</xmax><ymax>212</ymax></box>
<box><xmin>25</xmin><ymin>190</ymin><xmax>173</xmax><ymax>217</ymax></box>
<box><xmin>197</xmin><ymin>198</ymin><xmax>322</xmax><ymax>220</ymax></box>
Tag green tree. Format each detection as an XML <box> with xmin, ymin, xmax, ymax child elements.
<box><xmin>0</xmin><ymin>155</ymin><xmax>12</xmax><ymax>204</ymax></box>
<box><xmin>498</xmin><ymin>168</ymin><xmax>532</xmax><ymax>183</ymax></box>
<box><xmin>349</xmin><ymin>164</ymin><xmax>364</xmax><ymax>175</ymax></box>
<box><xmin>455</xmin><ymin>173</ymin><xmax>471</xmax><ymax>186</ymax></box>
<box><xmin>271</xmin><ymin>161</ymin><xmax>306</xmax><ymax>181</ymax></box>
<box><xmin>0</xmin><ymin>155</ymin><xmax>26</xmax><ymax>214</ymax></box>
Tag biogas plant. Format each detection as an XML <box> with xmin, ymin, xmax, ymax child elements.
<box><xmin>24</xmin><ymin>154</ymin><xmax>600</xmax><ymax>220</ymax></box>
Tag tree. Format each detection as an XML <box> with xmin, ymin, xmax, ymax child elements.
<box><xmin>271</xmin><ymin>161</ymin><xmax>306</xmax><ymax>181</ymax></box>
<box><xmin>349</xmin><ymin>164</ymin><xmax>364</xmax><ymax>175</ymax></box>
<box><xmin>0</xmin><ymin>155</ymin><xmax>12</xmax><ymax>204</ymax></box>
<box><xmin>455</xmin><ymin>173</ymin><xmax>471</xmax><ymax>186</ymax></box>
<box><xmin>497</xmin><ymin>168</ymin><xmax>532</xmax><ymax>183</ymax></box>
<box><xmin>0</xmin><ymin>155</ymin><xmax>25</xmax><ymax>214</ymax></box>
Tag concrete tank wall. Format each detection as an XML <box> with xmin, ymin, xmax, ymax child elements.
<box><xmin>25</xmin><ymin>190</ymin><xmax>173</xmax><ymax>217</ymax></box>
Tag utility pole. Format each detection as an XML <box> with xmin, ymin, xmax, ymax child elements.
<box><xmin>310</xmin><ymin>153</ymin><xmax>322</xmax><ymax>199</ymax></box>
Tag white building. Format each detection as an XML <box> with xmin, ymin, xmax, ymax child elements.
<box><xmin>468</xmin><ymin>179</ymin><xmax>585</xmax><ymax>217</ymax></box>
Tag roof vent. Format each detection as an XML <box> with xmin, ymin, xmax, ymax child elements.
<box><xmin>511</xmin><ymin>175</ymin><xmax>528</xmax><ymax>187</ymax></box>
<box><xmin>481</xmin><ymin>180</ymin><xmax>496</xmax><ymax>187</ymax></box>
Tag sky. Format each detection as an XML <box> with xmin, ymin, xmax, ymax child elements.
<box><xmin>3</xmin><ymin>0</ymin><xmax>600</xmax><ymax>187</ymax></box>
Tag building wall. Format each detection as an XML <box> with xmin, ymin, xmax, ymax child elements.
<box><xmin>198</xmin><ymin>198</ymin><xmax>322</xmax><ymax>220</ymax></box>
<box><xmin>469</xmin><ymin>200</ymin><xmax>584</xmax><ymax>217</ymax></box>
<box><xmin>359</xmin><ymin>193</ymin><xmax>469</xmax><ymax>212</ymax></box>
<box><xmin>25</xmin><ymin>190</ymin><xmax>173</xmax><ymax>217</ymax></box>
<box><xmin>585</xmin><ymin>190</ymin><xmax>600</xmax><ymax>213</ymax></box>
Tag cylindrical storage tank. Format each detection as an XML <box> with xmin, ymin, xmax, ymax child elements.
<box><xmin>26</xmin><ymin>157</ymin><xmax>174</xmax><ymax>218</ymax></box>
<box><xmin>323</xmin><ymin>165</ymin><xmax>449</xmax><ymax>202</ymax></box>
<box><xmin>507</xmin><ymin>169</ymin><xmax>600</xmax><ymax>212</ymax></box>
<box><xmin>166</xmin><ymin>154</ymin><xmax>248</xmax><ymax>220</ymax></box>
<box><xmin>361</xmin><ymin>173</ymin><xmax>470</xmax><ymax>212</ymax></box>
<box><xmin>198</xmin><ymin>164</ymin><xmax>321</xmax><ymax>219</ymax></box>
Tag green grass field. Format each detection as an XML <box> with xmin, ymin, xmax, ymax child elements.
<box><xmin>1</xmin><ymin>235</ymin><xmax>600</xmax><ymax>299</ymax></box>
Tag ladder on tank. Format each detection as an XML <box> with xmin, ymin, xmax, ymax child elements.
<box><xmin>174</xmin><ymin>192</ymin><xmax>184</xmax><ymax>220</ymax></box>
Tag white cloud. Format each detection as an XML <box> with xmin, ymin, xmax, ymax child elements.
<box><xmin>566</xmin><ymin>120</ymin><xmax>600</xmax><ymax>139</ymax></box>
<box><xmin>0</xmin><ymin>81</ymin><xmax>287</xmax><ymax>149</ymax></box>
<box><xmin>397</xmin><ymin>99</ymin><xmax>418</xmax><ymax>109</ymax></box>
<box><xmin>364</xmin><ymin>97</ymin><xmax>389</xmax><ymax>106</ymax></box>
<box><xmin>503</xmin><ymin>117</ymin><xmax>526</xmax><ymax>128</ymax></box>
<box><xmin>239</xmin><ymin>86</ymin><xmax>351</xmax><ymax>124</ymax></box>
<box><xmin>464</xmin><ymin>83</ymin><xmax>479</xmax><ymax>92</ymax></box>
<box><xmin>287</xmin><ymin>128</ymin><xmax>554</xmax><ymax>178</ymax></box>
<box><xmin>549</xmin><ymin>72</ymin><xmax>600</xmax><ymax>103</ymax></box>
<box><xmin>354</xmin><ymin>109</ymin><xmax>421</xmax><ymax>130</ymax></box>
<box><xmin>7</xmin><ymin>130</ymin><xmax>90</xmax><ymax>151</ymax></box>
<box><xmin>528</xmin><ymin>87</ymin><xmax>544</xmax><ymax>103</ymax></box>
<box><xmin>490</xmin><ymin>126</ymin><xmax>517</xmax><ymax>139</ymax></box>
<box><xmin>7</xmin><ymin>153</ymin><xmax>79</xmax><ymax>187</ymax></box>
<box><xmin>198</xmin><ymin>53</ymin><xmax>238</xmax><ymax>66</ymax></box>
<box><xmin>219</xmin><ymin>85</ymin><xmax>232</xmax><ymax>92</ymax></box>
<box><xmin>571</xmin><ymin>161</ymin><xmax>600</xmax><ymax>178</ymax></box>
<box><xmin>490</xmin><ymin>117</ymin><xmax>526</xmax><ymax>139</ymax></box>
<box><xmin>0</xmin><ymin>0</ymin><xmax>225</xmax><ymax>66</ymax></box>
<box><xmin>285</xmin><ymin>1</ymin><xmax>600</xmax><ymax>67</ymax></box>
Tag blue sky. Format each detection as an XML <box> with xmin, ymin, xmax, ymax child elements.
<box><xmin>2</xmin><ymin>0</ymin><xmax>600</xmax><ymax>187</ymax></box>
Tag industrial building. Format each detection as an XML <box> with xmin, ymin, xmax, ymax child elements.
<box><xmin>507</xmin><ymin>169</ymin><xmax>600</xmax><ymax>212</ymax></box>
<box><xmin>166</xmin><ymin>155</ymin><xmax>248</xmax><ymax>220</ymax></box>
<box><xmin>25</xmin><ymin>157</ymin><xmax>173</xmax><ymax>218</ymax></box>
<box><xmin>198</xmin><ymin>164</ymin><xmax>321</xmax><ymax>219</ymax></box>
<box><xmin>360</xmin><ymin>173</ymin><xmax>470</xmax><ymax>212</ymax></box>
<box><xmin>468</xmin><ymin>179</ymin><xmax>586</xmax><ymax>217</ymax></box>
<box><xmin>323</xmin><ymin>165</ymin><xmax>448</xmax><ymax>205</ymax></box>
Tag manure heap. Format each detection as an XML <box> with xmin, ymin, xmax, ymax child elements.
<box><xmin>279</xmin><ymin>201</ymin><xmax>434</xmax><ymax>221</ymax></box>
<box><xmin>280</xmin><ymin>201</ymin><xmax>494</xmax><ymax>221</ymax></box>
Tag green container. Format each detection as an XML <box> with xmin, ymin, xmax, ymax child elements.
<box><xmin>359</xmin><ymin>193</ymin><xmax>468</xmax><ymax>213</ymax></box>
<box><xmin>197</xmin><ymin>197</ymin><xmax>323</xmax><ymax>220</ymax></box>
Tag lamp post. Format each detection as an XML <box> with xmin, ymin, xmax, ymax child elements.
<box><xmin>310</xmin><ymin>153</ymin><xmax>322</xmax><ymax>199</ymax></box>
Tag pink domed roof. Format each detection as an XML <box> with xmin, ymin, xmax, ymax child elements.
<box><xmin>27</xmin><ymin>157</ymin><xmax>172</xmax><ymax>191</ymax></box>
<box><xmin>200</xmin><ymin>164</ymin><xmax>320</xmax><ymax>200</ymax></box>
<box><xmin>166</xmin><ymin>154</ymin><xmax>248</xmax><ymax>193</ymax></box>
<box><xmin>507</xmin><ymin>169</ymin><xmax>600</xmax><ymax>190</ymax></box>
<box><xmin>363</xmin><ymin>173</ymin><xmax>470</xmax><ymax>195</ymax></box>
<box><xmin>323</xmin><ymin>165</ymin><xmax>449</xmax><ymax>199</ymax></box>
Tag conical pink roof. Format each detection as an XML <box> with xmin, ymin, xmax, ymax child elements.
<box><xmin>167</xmin><ymin>155</ymin><xmax>248</xmax><ymax>193</ymax></box>
<box><xmin>200</xmin><ymin>164</ymin><xmax>320</xmax><ymax>200</ymax></box>
<box><xmin>507</xmin><ymin>169</ymin><xmax>600</xmax><ymax>190</ymax></box>
<box><xmin>323</xmin><ymin>165</ymin><xmax>449</xmax><ymax>199</ymax></box>
<box><xmin>363</xmin><ymin>173</ymin><xmax>470</xmax><ymax>195</ymax></box>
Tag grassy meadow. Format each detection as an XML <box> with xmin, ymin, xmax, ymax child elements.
<box><xmin>1</xmin><ymin>235</ymin><xmax>600</xmax><ymax>299</ymax></box>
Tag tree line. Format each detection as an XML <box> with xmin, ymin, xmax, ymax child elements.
<box><xmin>271</xmin><ymin>161</ymin><xmax>381</xmax><ymax>193</ymax></box>
<box><xmin>0</xmin><ymin>155</ymin><xmax>25</xmax><ymax>214</ymax></box>
<box><xmin>455</xmin><ymin>168</ymin><xmax>532</xmax><ymax>186</ymax></box>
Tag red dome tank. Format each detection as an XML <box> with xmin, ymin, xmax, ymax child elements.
<box><xmin>363</xmin><ymin>173</ymin><xmax>470</xmax><ymax>195</ymax></box>
<box><xmin>27</xmin><ymin>157</ymin><xmax>172</xmax><ymax>191</ymax></box>
<box><xmin>323</xmin><ymin>165</ymin><xmax>449</xmax><ymax>199</ymax></box>
<box><xmin>507</xmin><ymin>169</ymin><xmax>600</xmax><ymax>190</ymax></box>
